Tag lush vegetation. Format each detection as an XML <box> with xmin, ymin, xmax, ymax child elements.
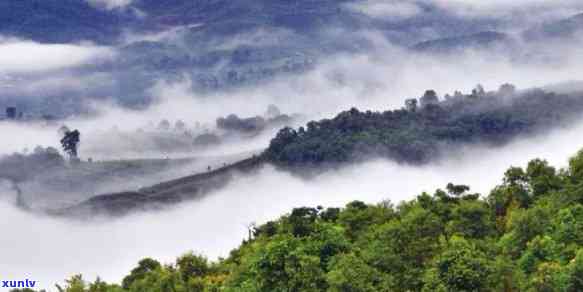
<box><xmin>265</xmin><ymin>86</ymin><xmax>583</xmax><ymax>165</ymax></box>
<box><xmin>18</xmin><ymin>148</ymin><xmax>583</xmax><ymax>291</ymax></box>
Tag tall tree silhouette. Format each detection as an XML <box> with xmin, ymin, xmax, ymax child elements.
<box><xmin>60</xmin><ymin>129</ymin><xmax>81</xmax><ymax>159</ymax></box>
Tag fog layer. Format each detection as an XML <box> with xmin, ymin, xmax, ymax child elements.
<box><xmin>3</xmin><ymin>120</ymin><xmax>583</xmax><ymax>289</ymax></box>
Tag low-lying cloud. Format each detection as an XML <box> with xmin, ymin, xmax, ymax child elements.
<box><xmin>1</xmin><ymin>31</ymin><xmax>582</xmax><ymax>159</ymax></box>
<box><xmin>0</xmin><ymin>38</ymin><xmax>114</xmax><ymax>75</ymax></box>
<box><xmin>2</xmin><ymin>2</ymin><xmax>583</xmax><ymax>289</ymax></box>
<box><xmin>3</xmin><ymin>118</ymin><xmax>583</xmax><ymax>290</ymax></box>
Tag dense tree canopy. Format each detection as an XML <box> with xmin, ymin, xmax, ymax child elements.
<box><xmin>19</xmin><ymin>148</ymin><xmax>583</xmax><ymax>291</ymax></box>
<box><xmin>264</xmin><ymin>86</ymin><xmax>583</xmax><ymax>165</ymax></box>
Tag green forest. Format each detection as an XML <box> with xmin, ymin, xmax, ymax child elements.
<box><xmin>265</xmin><ymin>86</ymin><xmax>583</xmax><ymax>165</ymax></box>
<box><xmin>17</xmin><ymin>148</ymin><xmax>583</xmax><ymax>291</ymax></box>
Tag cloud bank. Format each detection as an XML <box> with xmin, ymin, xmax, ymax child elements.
<box><xmin>3</xmin><ymin>118</ymin><xmax>583</xmax><ymax>290</ymax></box>
<box><xmin>2</xmin><ymin>1</ymin><xmax>583</xmax><ymax>289</ymax></box>
<box><xmin>0</xmin><ymin>38</ymin><xmax>114</xmax><ymax>75</ymax></box>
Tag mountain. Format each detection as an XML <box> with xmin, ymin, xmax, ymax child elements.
<box><xmin>52</xmin><ymin>156</ymin><xmax>264</xmax><ymax>217</ymax></box>
<box><xmin>51</xmin><ymin>85</ymin><xmax>583</xmax><ymax>217</ymax></box>
<box><xmin>1</xmin><ymin>2</ymin><xmax>581</xmax><ymax>117</ymax></box>
<box><xmin>265</xmin><ymin>87</ymin><xmax>583</xmax><ymax>166</ymax></box>
<box><xmin>0</xmin><ymin>0</ymin><xmax>510</xmax><ymax>113</ymax></box>
<box><xmin>36</xmin><ymin>147</ymin><xmax>583</xmax><ymax>291</ymax></box>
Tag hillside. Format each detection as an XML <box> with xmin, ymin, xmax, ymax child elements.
<box><xmin>54</xmin><ymin>85</ymin><xmax>583</xmax><ymax>217</ymax></box>
<box><xmin>265</xmin><ymin>86</ymin><xmax>583</xmax><ymax>166</ymax></box>
<box><xmin>0</xmin><ymin>0</ymin><xmax>511</xmax><ymax>113</ymax></box>
<box><xmin>22</xmin><ymin>147</ymin><xmax>583</xmax><ymax>291</ymax></box>
<box><xmin>0</xmin><ymin>148</ymin><xmax>254</xmax><ymax>211</ymax></box>
<box><xmin>3</xmin><ymin>1</ymin><xmax>582</xmax><ymax>116</ymax></box>
<box><xmin>52</xmin><ymin>156</ymin><xmax>264</xmax><ymax>218</ymax></box>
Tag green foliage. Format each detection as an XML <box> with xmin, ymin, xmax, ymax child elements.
<box><xmin>121</xmin><ymin>258</ymin><xmax>162</xmax><ymax>289</ymax></box>
<box><xmin>446</xmin><ymin>200</ymin><xmax>495</xmax><ymax>239</ymax></box>
<box><xmin>265</xmin><ymin>88</ymin><xmax>583</xmax><ymax>166</ymax></box>
<box><xmin>41</xmin><ymin>150</ymin><xmax>583</xmax><ymax>291</ymax></box>
<box><xmin>176</xmin><ymin>252</ymin><xmax>210</xmax><ymax>282</ymax></box>
<box><xmin>423</xmin><ymin>237</ymin><xmax>495</xmax><ymax>291</ymax></box>
<box><xmin>326</xmin><ymin>253</ymin><xmax>388</xmax><ymax>292</ymax></box>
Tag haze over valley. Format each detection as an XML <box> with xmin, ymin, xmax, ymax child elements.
<box><xmin>2</xmin><ymin>0</ymin><xmax>583</xmax><ymax>290</ymax></box>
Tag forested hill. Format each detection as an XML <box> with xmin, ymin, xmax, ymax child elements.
<box><xmin>20</xmin><ymin>148</ymin><xmax>583</xmax><ymax>291</ymax></box>
<box><xmin>55</xmin><ymin>84</ymin><xmax>583</xmax><ymax>217</ymax></box>
<box><xmin>265</xmin><ymin>85</ymin><xmax>583</xmax><ymax>166</ymax></box>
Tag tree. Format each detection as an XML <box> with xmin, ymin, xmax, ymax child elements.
<box><xmin>158</xmin><ymin>119</ymin><xmax>170</xmax><ymax>131</ymax></box>
<box><xmin>566</xmin><ymin>249</ymin><xmax>583</xmax><ymax>291</ymax></box>
<box><xmin>420</xmin><ymin>90</ymin><xmax>439</xmax><ymax>107</ymax></box>
<box><xmin>552</xmin><ymin>205</ymin><xmax>583</xmax><ymax>248</ymax></box>
<box><xmin>56</xmin><ymin>275</ymin><xmax>86</xmax><ymax>292</ymax></box>
<box><xmin>499</xmin><ymin>83</ymin><xmax>517</xmax><ymax>96</ymax></box>
<box><xmin>176</xmin><ymin>252</ymin><xmax>209</xmax><ymax>282</ymax></box>
<box><xmin>446</xmin><ymin>183</ymin><xmax>470</xmax><ymax>197</ymax></box>
<box><xmin>266</xmin><ymin>104</ymin><xmax>281</xmax><ymax>118</ymax></box>
<box><xmin>446</xmin><ymin>200</ymin><xmax>494</xmax><ymax>239</ymax></box>
<box><xmin>285</xmin><ymin>207</ymin><xmax>319</xmax><ymax>237</ymax></box>
<box><xmin>423</xmin><ymin>237</ymin><xmax>494</xmax><ymax>291</ymax></box>
<box><xmin>568</xmin><ymin>149</ymin><xmax>583</xmax><ymax>182</ymax></box>
<box><xmin>518</xmin><ymin>236</ymin><xmax>561</xmax><ymax>275</ymax></box>
<box><xmin>472</xmin><ymin>84</ymin><xmax>486</xmax><ymax>98</ymax></box>
<box><xmin>405</xmin><ymin>98</ymin><xmax>418</xmax><ymax>112</ymax></box>
<box><xmin>327</xmin><ymin>253</ymin><xmax>388</xmax><ymax>292</ymax></box>
<box><xmin>246</xmin><ymin>235</ymin><xmax>326</xmax><ymax>292</ymax></box>
<box><xmin>122</xmin><ymin>258</ymin><xmax>162</xmax><ymax>289</ymax></box>
<box><xmin>60</xmin><ymin>129</ymin><xmax>81</xmax><ymax>159</ymax></box>
<box><xmin>525</xmin><ymin>159</ymin><xmax>561</xmax><ymax>198</ymax></box>
<box><xmin>362</xmin><ymin>207</ymin><xmax>443</xmax><ymax>290</ymax></box>
<box><xmin>499</xmin><ymin>206</ymin><xmax>551</xmax><ymax>258</ymax></box>
<box><xmin>174</xmin><ymin>120</ymin><xmax>186</xmax><ymax>132</ymax></box>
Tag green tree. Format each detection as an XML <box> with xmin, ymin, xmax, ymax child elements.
<box><xmin>122</xmin><ymin>258</ymin><xmax>162</xmax><ymax>289</ymax></box>
<box><xmin>423</xmin><ymin>237</ymin><xmax>494</xmax><ymax>291</ymax></box>
<box><xmin>326</xmin><ymin>253</ymin><xmax>388</xmax><ymax>292</ymax></box>
<box><xmin>566</xmin><ymin>249</ymin><xmax>583</xmax><ymax>291</ymax></box>
<box><xmin>56</xmin><ymin>275</ymin><xmax>86</xmax><ymax>292</ymax></box>
<box><xmin>176</xmin><ymin>252</ymin><xmax>209</xmax><ymax>282</ymax></box>
<box><xmin>446</xmin><ymin>200</ymin><xmax>494</xmax><ymax>239</ymax></box>
<box><xmin>362</xmin><ymin>207</ymin><xmax>443</xmax><ymax>290</ymax></box>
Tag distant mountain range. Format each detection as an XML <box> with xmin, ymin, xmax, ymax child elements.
<box><xmin>0</xmin><ymin>1</ymin><xmax>581</xmax><ymax>115</ymax></box>
<box><xmin>0</xmin><ymin>0</ymin><xmax>492</xmax><ymax>45</ymax></box>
